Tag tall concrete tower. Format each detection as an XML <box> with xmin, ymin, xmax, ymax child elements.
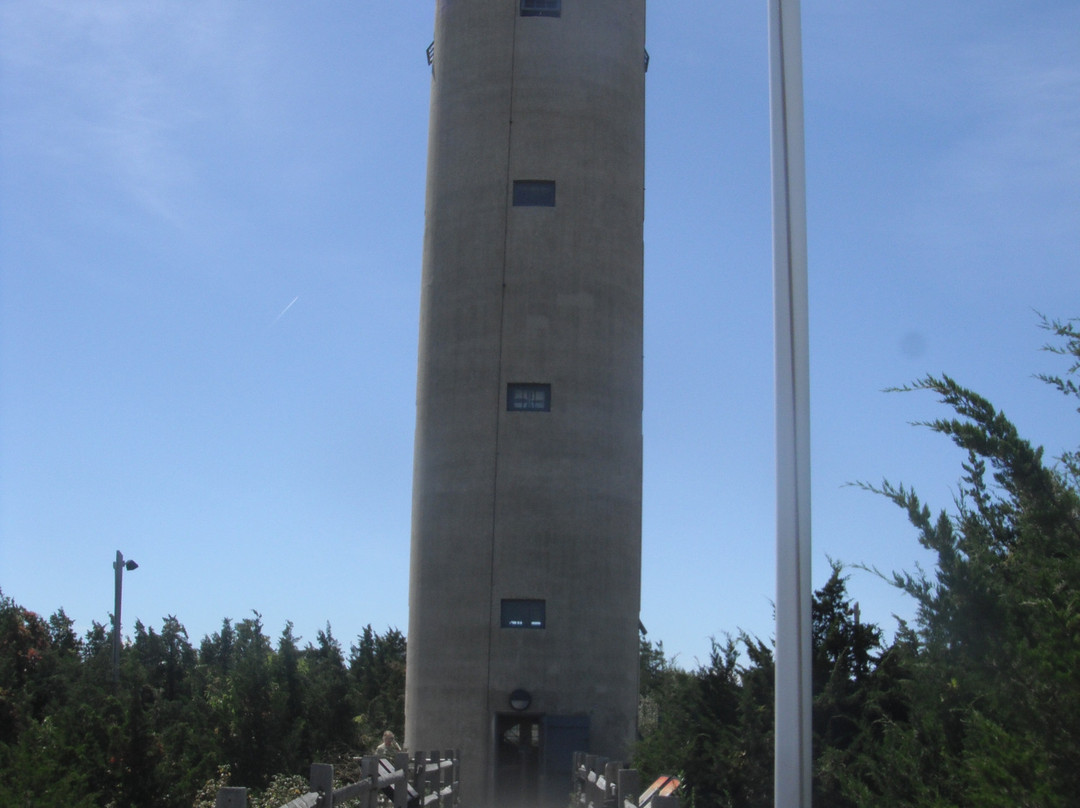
<box><xmin>405</xmin><ymin>2</ymin><xmax>645</xmax><ymax>806</ymax></box>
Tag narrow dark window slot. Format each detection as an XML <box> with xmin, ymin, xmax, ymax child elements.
<box><xmin>513</xmin><ymin>180</ymin><xmax>556</xmax><ymax>207</ymax></box>
<box><xmin>520</xmin><ymin>0</ymin><xmax>561</xmax><ymax>18</ymax></box>
<box><xmin>507</xmin><ymin>383</ymin><xmax>551</xmax><ymax>412</ymax></box>
<box><xmin>501</xmin><ymin>599</ymin><xmax>546</xmax><ymax>629</ymax></box>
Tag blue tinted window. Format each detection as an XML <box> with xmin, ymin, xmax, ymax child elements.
<box><xmin>501</xmin><ymin>599</ymin><xmax>546</xmax><ymax>629</ymax></box>
<box><xmin>513</xmin><ymin>180</ymin><xmax>556</xmax><ymax>207</ymax></box>
<box><xmin>521</xmin><ymin>0</ymin><xmax>560</xmax><ymax>18</ymax></box>
<box><xmin>507</xmin><ymin>383</ymin><xmax>551</xmax><ymax>412</ymax></box>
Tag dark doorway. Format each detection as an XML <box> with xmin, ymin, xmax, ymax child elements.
<box><xmin>495</xmin><ymin>714</ymin><xmax>542</xmax><ymax>808</ymax></box>
<box><xmin>541</xmin><ymin>715</ymin><xmax>589</xmax><ymax>805</ymax></box>
<box><xmin>494</xmin><ymin>713</ymin><xmax>591</xmax><ymax>808</ymax></box>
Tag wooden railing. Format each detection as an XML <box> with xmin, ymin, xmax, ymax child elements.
<box><xmin>571</xmin><ymin>752</ymin><xmax>680</xmax><ymax>808</ymax></box>
<box><xmin>215</xmin><ymin>750</ymin><xmax>459</xmax><ymax>808</ymax></box>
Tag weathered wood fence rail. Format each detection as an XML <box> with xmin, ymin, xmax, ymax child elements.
<box><xmin>571</xmin><ymin>752</ymin><xmax>680</xmax><ymax>808</ymax></box>
<box><xmin>216</xmin><ymin>750</ymin><xmax>459</xmax><ymax>808</ymax></box>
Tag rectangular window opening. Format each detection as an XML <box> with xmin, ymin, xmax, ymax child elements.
<box><xmin>501</xmin><ymin>599</ymin><xmax>546</xmax><ymax>629</ymax></box>
<box><xmin>513</xmin><ymin>180</ymin><xmax>556</xmax><ymax>207</ymax></box>
<box><xmin>520</xmin><ymin>0</ymin><xmax>561</xmax><ymax>18</ymax></box>
<box><xmin>507</xmin><ymin>383</ymin><xmax>551</xmax><ymax>412</ymax></box>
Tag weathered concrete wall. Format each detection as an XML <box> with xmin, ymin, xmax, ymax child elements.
<box><xmin>406</xmin><ymin>2</ymin><xmax>645</xmax><ymax>805</ymax></box>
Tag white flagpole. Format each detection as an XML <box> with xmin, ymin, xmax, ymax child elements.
<box><xmin>768</xmin><ymin>0</ymin><xmax>812</xmax><ymax>805</ymax></box>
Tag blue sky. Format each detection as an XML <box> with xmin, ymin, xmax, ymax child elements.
<box><xmin>2</xmin><ymin>1</ymin><xmax>1078</xmax><ymax>668</ymax></box>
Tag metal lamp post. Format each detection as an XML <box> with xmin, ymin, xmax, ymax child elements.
<box><xmin>769</xmin><ymin>0</ymin><xmax>812</xmax><ymax>804</ymax></box>
<box><xmin>112</xmin><ymin>550</ymin><xmax>138</xmax><ymax>683</ymax></box>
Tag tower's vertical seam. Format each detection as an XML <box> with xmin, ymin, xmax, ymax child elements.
<box><xmin>484</xmin><ymin>2</ymin><xmax>520</xmax><ymax>760</ymax></box>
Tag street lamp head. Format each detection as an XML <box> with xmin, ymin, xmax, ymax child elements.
<box><xmin>125</xmin><ymin>560</ymin><xmax>138</xmax><ymax>571</ymax></box>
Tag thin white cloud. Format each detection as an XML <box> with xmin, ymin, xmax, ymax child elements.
<box><xmin>811</xmin><ymin>5</ymin><xmax>1080</xmax><ymax>261</ymax></box>
<box><xmin>0</xmin><ymin>0</ymin><xmax>254</xmax><ymax>227</ymax></box>
<box><xmin>958</xmin><ymin>54</ymin><xmax>1080</xmax><ymax>190</ymax></box>
<box><xmin>920</xmin><ymin>20</ymin><xmax>1080</xmax><ymax>251</ymax></box>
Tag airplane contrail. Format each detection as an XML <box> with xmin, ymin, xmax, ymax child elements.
<box><xmin>274</xmin><ymin>296</ymin><xmax>299</xmax><ymax>323</ymax></box>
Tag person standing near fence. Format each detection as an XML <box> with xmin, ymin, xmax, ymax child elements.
<box><xmin>375</xmin><ymin>730</ymin><xmax>402</xmax><ymax>759</ymax></box>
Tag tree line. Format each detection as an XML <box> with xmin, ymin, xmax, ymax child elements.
<box><xmin>633</xmin><ymin>317</ymin><xmax>1080</xmax><ymax>806</ymax></box>
<box><xmin>0</xmin><ymin>602</ymin><xmax>405</xmax><ymax>808</ymax></box>
<box><xmin>2</xmin><ymin>317</ymin><xmax>1078</xmax><ymax>807</ymax></box>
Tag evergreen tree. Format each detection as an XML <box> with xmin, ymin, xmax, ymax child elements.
<box><xmin>811</xmin><ymin>563</ymin><xmax>882</xmax><ymax>806</ymax></box>
<box><xmin>348</xmin><ymin>625</ymin><xmax>406</xmax><ymax>751</ymax></box>
<box><xmin>843</xmin><ymin>316</ymin><xmax>1080</xmax><ymax>805</ymax></box>
<box><xmin>302</xmin><ymin>624</ymin><xmax>352</xmax><ymax>754</ymax></box>
<box><xmin>270</xmin><ymin>621</ymin><xmax>306</xmax><ymax>774</ymax></box>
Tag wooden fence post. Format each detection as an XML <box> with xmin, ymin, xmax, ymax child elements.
<box><xmin>310</xmin><ymin>763</ymin><xmax>334</xmax><ymax>808</ymax></box>
<box><xmin>360</xmin><ymin>755</ymin><xmax>380</xmax><ymax>808</ymax></box>
<box><xmin>603</xmin><ymin>761</ymin><xmax>621</xmax><ymax>807</ymax></box>
<box><xmin>215</xmin><ymin>787</ymin><xmax>247</xmax><ymax>808</ymax></box>
<box><xmin>392</xmin><ymin>751</ymin><xmax>412</xmax><ymax>808</ymax></box>
<box><xmin>617</xmin><ymin>768</ymin><xmax>639</xmax><ymax>808</ymax></box>
<box><xmin>412</xmin><ymin>750</ymin><xmax>428</xmax><ymax>801</ymax></box>
<box><xmin>436</xmin><ymin>749</ymin><xmax>447</xmax><ymax>807</ymax></box>
<box><xmin>451</xmin><ymin>749</ymin><xmax>461</xmax><ymax>806</ymax></box>
<box><xmin>425</xmin><ymin>750</ymin><xmax>439</xmax><ymax>807</ymax></box>
<box><xmin>588</xmin><ymin>756</ymin><xmax>607</xmax><ymax>807</ymax></box>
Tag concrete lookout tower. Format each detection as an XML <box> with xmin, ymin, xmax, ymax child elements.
<box><xmin>405</xmin><ymin>2</ymin><xmax>645</xmax><ymax>806</ymax></box>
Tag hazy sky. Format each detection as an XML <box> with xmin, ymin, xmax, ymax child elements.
<box><xmin>2</xmin><ymin>1</ymin><xmax>1078</xmax><ymax>668</ymax></box>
